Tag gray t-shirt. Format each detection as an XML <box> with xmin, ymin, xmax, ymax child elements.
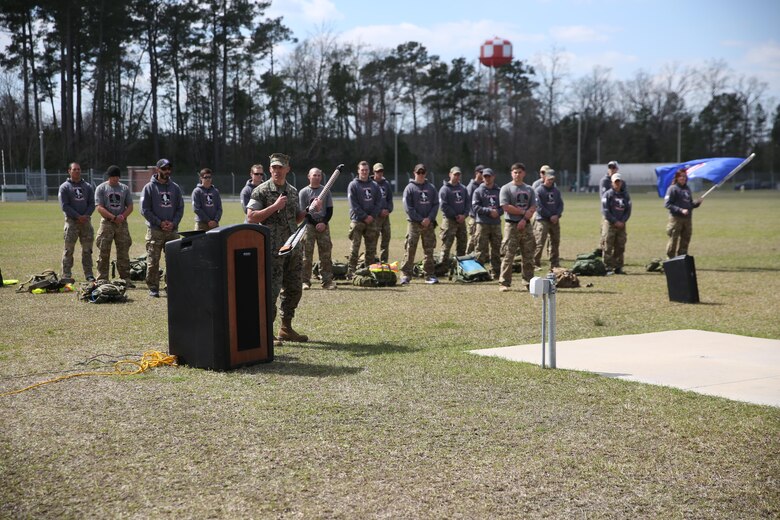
<box><xmin>298</xmin><ymin>185</ymin><xmax>333</xmax><ymax>221</ymax></box>
<box><xmin>95</xmin><ymin>181</ymin><xmax>133</xmax><ymax>217</ymax></box>
<box><xmin>499</xmin><ymin>182</ymin><xmax>537</xmax><ymax>222</ymax></box>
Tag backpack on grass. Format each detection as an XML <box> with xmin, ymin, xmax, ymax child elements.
<box><xmin>352</xmin><ymin>264</ymin><xmax>397</xmax><ymax>287</ymax></box>
<box><xmin>369</xmin><ymin>263</ymin><xmax>398</xmax><ymax>287</ymax></box>
<box><xmin>449</xmin><ymin>255</ymin><xmax>492</xmax><ymax>283</ymax></box>
<box><xmin>78</xmin><ymin>280</ymin><xmax>128</xmax><ymax>303</ymax></box>
<box><xmin>571</xmin><ymin>252</ymin><xmax>607</xmax><ymax>276</ymax></box>
<box><xmin>313</xmin><ymin>261</ymin><xmax>349</xmax><ymax>280</ymax></box>
<box><xmin>551</xmin><ymin>267</ymin><xmax>580</xmax><ymax>288</ymax></box>
<box><xmin>645</xmin><ymin>258</ymin><xmax>665</xmax><ymax>273</ymax></box>
<box><xmin>413</xmin><ymin>253</ymin><xmax>451</xmax><ymax>278</ymax></box>
<box><xmin>113</xmin><ymin>254</ymin><xmax>157</xmax><ymax>281</ymax></box>
<box><xmin>16</xmin><ymin>270</ymin><xmax>70</xmax><ymax>293</ymax></box>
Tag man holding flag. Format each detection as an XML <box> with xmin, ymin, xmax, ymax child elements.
<box><xmin>655</xmin><ymin>154</ymin><xmax>755</xmax><ymax>258</ymax></box>
<box><xmin>664</xmin><ymin>168</ymin><xmax>702</xmax><ymax>258</ymax></box>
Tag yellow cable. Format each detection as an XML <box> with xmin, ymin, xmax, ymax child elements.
<box><xmin>0</xmin><ymin>350</ymin><xmax>177</xmax><ymax>397</ymax></box>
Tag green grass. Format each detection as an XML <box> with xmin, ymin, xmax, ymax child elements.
<box><xmin>1</xmin><ymin>190</ymin><xmax>779</xmax><ymax>518</ymax></box>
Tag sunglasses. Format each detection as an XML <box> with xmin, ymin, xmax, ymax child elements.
<box><xmin>202</xmin><ymin>175</ymin><xmax>212</xmax><ymax>179</ymax></box>
<box><xmin>415</xmin><ymin>170</ymin><xmax>426</xmax><ymax>174</ymax></box>
<box><xmin>374</xmin><ymin>169</ymin><xmax>384</xmax><ymax>173</ymax></box>
<box><xmin>251</xmin><ymin>171</ymin><xmax>263</xmax><ymax>175</ymax></box>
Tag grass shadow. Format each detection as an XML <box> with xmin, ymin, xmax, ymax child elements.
<box><xmin>556</xmin><ymin>289</ymin><xmax>619</xmax><ymax>295</ymax></box>
<box><xmin>240</xmin><ymin>356</ymin><xmax>364</xmax><ymax>378</ymax></box>
<box><xmin>300</xmin><ymin>340</ymin><xmax>421</xmax><ymax>357</ymax></box>
<box><xmin>327</xmin><ymin>285</ymin><xmax>408</xmax><ymax>292</ymax></box>
<box><xmin>698</xmin><ymin>267</ymin><xmax>780</xmax><ymax>273</ymax></box>
<box><xmin>595</xmin><ymin>371</ymin><xmax>632</xmax><ymax>378</ymax></box>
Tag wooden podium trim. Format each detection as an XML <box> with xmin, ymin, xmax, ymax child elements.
<box><xmin>225</xmin><ymin>229</ymin><xmax>270</xmax><ymax>364</ymax></box>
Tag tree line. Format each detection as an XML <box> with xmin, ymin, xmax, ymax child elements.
<box><xmin>1</xmin><ymin>0</ymin><xmax>778</xmax><ymax>187</ymax></box>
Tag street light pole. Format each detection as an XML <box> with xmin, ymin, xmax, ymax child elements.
<box><xmin>576</xmin><ymin>113</ymin><xmax>582</xmax><ymax>190</ymax></box>
<box><xmin>39</xmin><ymin>100</ymin><xmax>46</xmax><ymax>201</ymax></box>
<box><xmin>677</xmin><ymin>119</ymin><xmax>682</xmax><ymax>163</ymax></box>
<box><xmin>391</xmin><ymin>111</ymin><xmax>400</xmax><ymax>191</ymax></box>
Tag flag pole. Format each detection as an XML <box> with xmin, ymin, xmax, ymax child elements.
<box><xmin>698</xmin><ymin>153</ymin><xmax>756</xmax><ymax>200</ymax></box>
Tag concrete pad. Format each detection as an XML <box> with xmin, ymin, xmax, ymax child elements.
<box><xmin>471</xmin><ymin>330</ymin><xmax>780</xmax><ymax>407</ymax></box>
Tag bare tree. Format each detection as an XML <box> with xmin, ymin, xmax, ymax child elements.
<box><xmin>534</xmin><ymin>45</ymin><xmax>570</xmax><ymax>159</ymax></box>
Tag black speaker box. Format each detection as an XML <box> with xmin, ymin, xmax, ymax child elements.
<box><xmin>165</xmin><ymin>224</ymin><xmax>274</xmax><ymax>369</ymax></box>
<box><xmin>663</xmin><ymin>254</ymin><xmax>699</xmax><ymax>304</ymax></box>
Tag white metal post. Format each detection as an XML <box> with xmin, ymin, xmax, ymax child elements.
<box><xmin>576</xmin><ymin>114</ymin><xmax>582</xmax><ymax>191</ymax></box>
<box><xmin>541</xmin><ymin>292</ymin><xmax>548</xmax><ymax>368</ymax></box>
<box><xmin>547</xmin><ymin>272</ymin><xmax>557</xmax><ymax>368</ymax></box>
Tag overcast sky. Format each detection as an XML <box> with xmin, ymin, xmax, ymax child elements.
<box><xmin>267</xmin><ymin>0</ymin><xmax>780</xmax><ymax>104</ymax></box>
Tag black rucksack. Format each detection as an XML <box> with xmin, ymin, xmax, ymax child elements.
<box><xmin>16</xmin><ymin>270</ymin><xmax>68</xmax><ymax>293</ymax></box>
<box><xmin>314</xmin><ymin>261</ymin><xmax>349</xmax><ymax>280</ymax></box>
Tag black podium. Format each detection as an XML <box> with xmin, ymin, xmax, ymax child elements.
<box><xmin>663</xmin><ymin>254</ymin><xmax>699</xmax><ymax>304</ymax></box>
<box><xmin>165</xmin><ymin>224</ymin><xmax>274</xmax><ymax>369</ymax></box>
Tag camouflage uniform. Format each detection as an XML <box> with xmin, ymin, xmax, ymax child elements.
<box><xmin>533</xmin><ymin>181</ymin><xmax>564</xmax><ymax>268</ymax></box>
<box><xmin>249</xmin><ymin>180</ymin><xmax>302</xmax><ymax>322</ymax></box>
<box><xmin>401</xmin><ymin>173</ymin><xmax>439</xmax><ymax>279</ymax></box>
<box><xmin>438</xmin><ymin>177</ymin><xmax>470</xmax><ymax>263</ymax></box>
<box><xmin>599</xmin><ymin>168</ymin><xmax>626</xmax><ymax>253</ymax></box>
<box><xmin>499</xmin><ymin>222</ymin><xmax>536</xmax><ymax>285</ymax></box>
<box><xmin>664</xmin><ymin>181</ymin><xmax>700</xmax><ymax>258</ymax></box>
<box><xmin>602</xmin><ymin>186</ymin><xmax>632</xmax><ymax>271</ymax></box>
<box><xmin>299</xmin><ymin>183</ymin><xmax>334</xmax><ymax>287</ymax></box>
<box><xmin>498</xmin><ymin>181</ymin><xmax>537</xmax><ymax>286</ymax></box>
<box><xmin>472</xmin><ymin>180</ymin><xmax>503</xmax><ymax>279</ymax></box>
<box><xmin>94</xmin><ymin>179</ymin><xmax>133</xmax><ymax>281</ymax></box>
<box><xmin>465</xmin><ymin>177</ymin><xmax>483</xmax><ymax>254</ymax></box>
<box><xmin>347</xmin><ymin>177</ymin><xmax>381</xmax><ymax>274</ymax></box>
<box><xmin>58</xmin><ymin>178</ymin><xmax>95</xmax><ymax>279</ymax></box>
<box><xmin>374</xmin><ymin>176</ymin><xmax>394</xmax><ymax>263</ymax></box>
<box><xmin>140</xmin><ymin>172</ymin><xmax>185</xmax><ymax>292</ymax></box>
<box><xmin>402</xmin><ymin>222</ymin><xmax>437</xmax><ymax>276</ymax></box>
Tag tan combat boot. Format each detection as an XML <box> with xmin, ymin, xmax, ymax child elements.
<box><xmin>278</xmin><ymin>317</ymin><xmax>309</xmax><ymax>342</ymax></box>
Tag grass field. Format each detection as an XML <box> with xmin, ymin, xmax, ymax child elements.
<box><xmin>1</xmin><ymin>190</ymin><xmax>779</xmax><ymax>518</ymax></box>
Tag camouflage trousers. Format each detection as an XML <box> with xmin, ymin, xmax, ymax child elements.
<box><xmin>62</xmin><ymin>218</ymin><xmax>94</xmax><ymax>278</ymax></box>
<box><xmin>194</xmin><ymin>221</ymin><xmax>211</xmax><ymax>231</ymax></box>
<box><xmin>603</xmin><ymin>221</ymin><xmax>627</xmax><ymax>270</ymax></box>
<box><xmin>533</xmin><ymin>219</ymin><xmax>561</xmax><ymax>267</ymax></box>
<box><xmin>145</xmin><ymin>227</ymin><xmax>180</xmax><ymax>291</ymax></box>
<box><xmin>499</xmin><ymin>221</ymin><xmax>537</xmax><ymax>286</ymax></box>
<box><xmin>375</xmin><ymin>215</ymin><xmax>392</xmax><ymax>263</ymax></box>
<box><xmin>474</xmin><ymin>223</ymin><xmax>502</xmax><ymax>278</ymax></box>
<box><xmin>271</xmin><ymin>249</ymin><xmax>303</xmax><ymax>323</ymax></box>
<box><xmin>96</xmin><ymin>218</ymin><xmax>132</xmax><ymax>281</ymax></box>
<box><xmin>301</xmin><ymin>223</ymin><xmax>334</xmax><ymax>285</ymax></box>
<box><xmin>666</xmin><ymin>215</ymin><xmax>692</xmax><ymax>258</ymax></box>
<box><xmin>348</xmin><ymin>220</ymin><xmax>378</xmax><ymax>273</ymax></box>
<box><xmin>439</xmin><ymin>217</ymin><xmax>467</xmax><ymax>263</ymax></box>
<box><xmin>466</xmin><ymin>216</ymin><xmax>478</xmax><ymax>254</ymax></box>
<box><xmin>401</xmin><ymin>221</ymin><xmax>437</xmax><ymax>277</ymax></box>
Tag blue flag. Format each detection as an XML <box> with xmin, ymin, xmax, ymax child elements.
<box><xmin>654</xmin><ymin>157</ymin><xmax>746</xmax><ymax>197</ymax></box>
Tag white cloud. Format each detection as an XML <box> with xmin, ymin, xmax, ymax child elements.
<box><xmin>300</xmin><ymin>0</ymin><xmax>342</xmax><ymax>23</ymax></box>
<box><xmin>267</xmin><ymin>0</ymin><xmax>342</xmax><ymax>25</ymax></box>
<box><xmin>550</xmin><ymin>25</ymin><xmax>610</xmax><ymax>43</ymax></box>
<box><xmin>743</xmin><ymin>40</ymin><xmax>780</xmax><ymax>71</ymax></box>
